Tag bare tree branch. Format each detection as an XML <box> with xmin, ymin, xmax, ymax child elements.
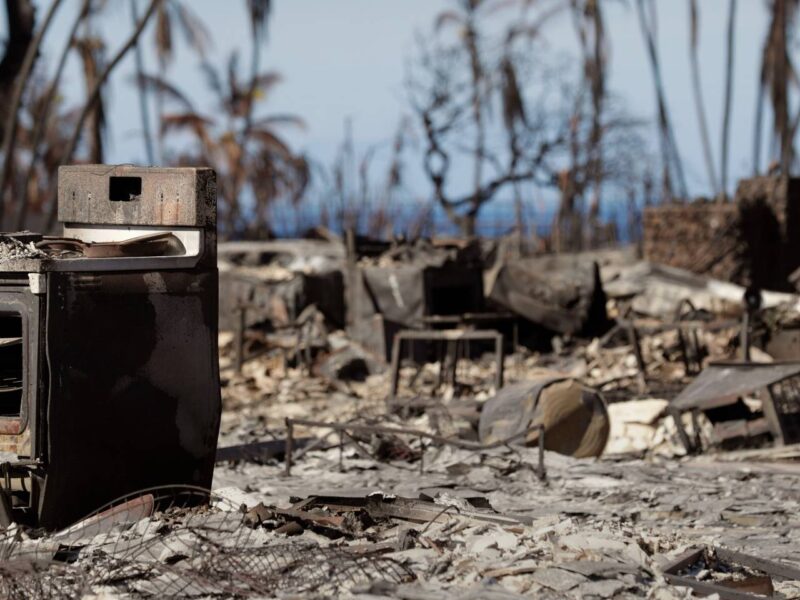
<box><xmin>45</xmin><ymin>0</ymin><xmax>163</xmax><ymax>231</ymax></box>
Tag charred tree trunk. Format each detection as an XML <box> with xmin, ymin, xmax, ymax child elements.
<box><xmin>0</xmin><ymin>0</ymin><xmax>36</xmax><ymax>137</ymax></box>
<box><xmin>687</xmin><ymin>0</ymin><xmax>719</xmax><ymax>198</ymax></box>
<box><xmin>636</xmin><ymin>0</ymin><xmax>688</xmax><ymax>201</ymax></box>
<box><xmin>14</xmin><ymin>0</ymin><xmax>91</xmax><ymax>230</ymax></box>
<box><xmin>75</xmin><ymin>37</ymin><xmax>105</xmax><ymax>164</ymax></box>
<box><xmin>131</xmin><ymin>0</ymin><xmax>155</xmax><ymax>164</ymax></box>
<box><xmin>44</xmin><ymin>0</ymin><xmax>162</xmax><ymax>231</ymax></box>
<box><xmin>0</xmin><ymin>0</ymin><xmax>57</xmax><ymax>225</ymax></box>
<box><xmin>720</xmin><ymin>0</ymin><xmax>737</xmax><ymax>199</ymax></box>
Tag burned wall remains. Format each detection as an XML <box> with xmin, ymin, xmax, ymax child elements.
<box><xmin>643</xmin><ymin>176</ymin><xmax>800</xmax><ymax>291</ymax></box>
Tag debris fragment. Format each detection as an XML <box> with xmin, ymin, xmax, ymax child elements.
<box><xmin>479</xmin><ymin>376</ymin><xmax>610</xmax><ymax>458</ymax></box>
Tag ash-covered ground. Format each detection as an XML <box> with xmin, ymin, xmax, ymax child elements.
<box><xmin>5</xmin><ymin>241</ymin><xmax>800</xmax><ymax>599</ymax></box>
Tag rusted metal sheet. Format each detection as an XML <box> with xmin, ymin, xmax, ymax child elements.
<box><xmin>479</xmin><ymin>377</ymin><xmax>610</xmax><ymax>458</ymax></box>
<box><xmin>662</xmin><ymin>546</ymin><xmax>800</xmax><ymax>600</ymax></box>
<box><xmin>485</xmin><ymin>254</ymin><xmax>609</xmax><ymax>336</ymax></box>
<box><xmin>0</xmin><ymin>419</ymin><xmax>22</xmax><ymax>435</ymax></box>
<box><xmin>672</xmin><ymin>362</ymin><xmax>800</xmax><ymax>411</ymax></box>
<box><xmin>56</xmin><ymin>493</ymin><xmax>155</xmax><ymax>543</ymax></box>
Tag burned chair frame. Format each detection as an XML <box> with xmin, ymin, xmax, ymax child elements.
<box><xmin>387</xmin><ymin>328</ymin><xmax>504</xmax><ymax>406</ymax></box>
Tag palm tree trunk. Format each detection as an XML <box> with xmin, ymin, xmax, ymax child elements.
<box><xmin>754</xmin><ymin>78</ymin><xmax>765</xmax><ymax>175</ymax></box>
<box><xmin>0</xmin><ymin>0</ymin><xmax>36</xmax><ymax>125</ymax></box>
<box><xmin>0</xmin><ymin>0</ymin><xmax>65</xmax><ymax>225</ymax></box>
<box><xmin>75</xmin><ymin>36</ymin><xmax>105</xmax><ymax>164</ymax></box>
<box><xmin>44</xmin><ymin>0</ymin><xmax>162</xmax><ymax>231</ymax></box>
<box><xmin>466</xmin><ymin>18</ymin><xmax>485</xmax><ymax>238</ymax></box>
<box><xmin>774</xmin><ymin>0</ymin><xmax>793</xmax><ymax>174</ymax></box>
<box><xmin>687</xmin><ymin>0</ymin><xmax>719</xmax><ymax>198</ymax></box>
<box><xmin>228</xmin><ymin>2</ymin><xmax>271</xmax><ymax>234</ymax></box>
<box><xmin>719</xmin><ymin>0</ymin><xmax>737</xmax><ymax>201</ymax></box>
<box><xmin>636</xmin><ymin>0</ymin><xmax>688</xmax><ymax>201</ymax></box>
<box><xmin>15</xmin><ymin>0</ymin><xmax>89</xmax><ymax>228</ymax></box>
<box><xmin>14</xmin><ymin>0</ymin><xmax>91</xmax><ymax>230</ymax></box>
<box><xmin>131</xmin><ymin>0</ymin><xmax>155</xmax><ymax>164</ymax></box>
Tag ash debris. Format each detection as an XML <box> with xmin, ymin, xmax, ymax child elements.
<box><xmin>7</xmin><ymin>201</ymin><xmax>800</xmax><ymax>598</ymax></box>
<box><xmin>0</xmin><ymin>234</ymin><xmax>46</xmax><ymax>261</ymax></box>
<box><xmin>208</xmin><ymin>218</ymin><xmax>800</xmax><ymax>598</ymax></box>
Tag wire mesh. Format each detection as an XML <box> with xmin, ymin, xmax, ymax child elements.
<box><xmin>0</xmin><ymin>485</ymin><xmax>415</xmax><ymax>598</ymax></box>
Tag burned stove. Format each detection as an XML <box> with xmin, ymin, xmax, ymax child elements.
<box><xmin>0</xmin><ymin>165</ymin><xmax>221</xmax><ymax>529</ymax></box>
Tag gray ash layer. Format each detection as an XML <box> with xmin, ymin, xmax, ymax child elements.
<box><xmin>0</xmin><ymin>237</ymin><xmax>45</xmax><ymax>261</ymax></box>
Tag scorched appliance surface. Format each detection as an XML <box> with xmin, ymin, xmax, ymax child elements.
<box><xmin>0</xmin><ymin>165</ymin><xmax>221</xmax><ymax>529</ymax></box>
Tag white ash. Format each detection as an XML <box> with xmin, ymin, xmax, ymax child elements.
<box><xmin>0</xmin><ymin>237</ymin><xmax>45</xmax><ymax>261</ymax></box>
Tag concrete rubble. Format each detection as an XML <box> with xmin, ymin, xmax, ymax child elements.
<box><xmin>5</xmin><ymin>225</ymin><xmax>800</xmax><ymax>598</ymax></box>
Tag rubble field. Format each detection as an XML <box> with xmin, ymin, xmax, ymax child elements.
<box><xmin>5</xmin><ymin>237</ymin><xmax>800</xmax><ymax>599</ymax></box>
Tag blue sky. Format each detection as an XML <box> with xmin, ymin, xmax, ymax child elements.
<box><xmin>5</xmin><ymin>1</ymin><xmax>776</xmax><ymax>211</ymax></box>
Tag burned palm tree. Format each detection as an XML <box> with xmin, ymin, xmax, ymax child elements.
<box><xmin>719</xmin><ymin>0</ymin><xmax>737</xmax><ymax>199</ymax></box>
<box><xmin>635</xmin><ymin>0</ymin><xmax>687</xmax><ymax>201</ymax></box>
<box><xmin>436</xmin><ymin>0</ymin><xmax>488</xmax><ymax>223</ymax></box>
<box><xmin>686</xmin><ymin>0</ymin><xmax>719</xmax><ymax>198</ymax></box>
<box><xmin>570</xmin><ymin>0</ymin><xmax>608</xmax><ymax>245</ymax></box>
<box><xmin>753</xmin><ymin>0</ymin><xmax>798</xmax><ymax>176</ymax></box>
<box><xmin>14</xmin><ymin>0</ymin><xmax>92</xmax><ymax>229</ymax></box>
<box><xmin>319</xmin><ymin>117</ymin><xmax>412</xmax><ymax>238</ymax></box>
<box><xmin>230</xmin><ymin>0</ymin><xmax>276</xmax><ymax>231</ymax></box>
<box><xmin>131</xmin><ymin>0</ymin><xmax>154</xmax><ymax>164</ymax></box>
<box><xmin>41</xmin><ymin>0</ymin><xmax>164</xmax><ymax>231</ymax></box>
<box><xmin>14</xmin><ymin>76</ymin><xmax>78</xmax><ymax>227</ymax></box>
<box><xmin>138</xmin><ymin>52</ymin><xmax>307</xmax><ymax>237</ymax></box>
<box><xmin>74</xmin><ymin>35</ymin><xmax>107</xmax><ymax>164</ymax></box>
<box><xmin>0</xmin><ymin>0</ymin><xmax>62</xmax><ymax>225</ymax></box>
<box><xmin>147</xmin><ymin>0</ymin><xmax>210</xmax><ymax>162</ymax></box>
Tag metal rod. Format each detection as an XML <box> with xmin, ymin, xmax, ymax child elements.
<box><xmin>234</xmin><ymin>305</ymin><xmax>246</xmax><ymax>373</ymax></box>
<box><xmin>741</xmin><ymin>310</ymin><xmax>751</xmax><ymax>361</ymax></box>
<box><xmin>340</xmin><ymin>430</ymin><xmax>374</xmax><ymax>461</ymax></box>
<box><xmin>690</xmin><ymin>328</ymin><xmax>703</xmax><ymax>374</ymax></box>
<box><xmin>676</xmin><ymin>326</ymin><xmax>691</xmax><ymax>374</ymax></box>
<box><xmin>625</xmin><ymin>323</ymin><xmax>647</xmax><ymax>393</ymax></box>
<box><xmin>291</xmin><ymin>430</ymin><xmax>337</xmax><ymax>463</ymax></box>
<box><xmin>444</xmin><ymin>340</ymin><xmax>457</xmax><ymax>387</ymax></box>
<box><xmin>690</xmin><ymin>409</ymin><xmax>703</xmax><ymax>451</ymax></box>
<box><xmin>284</xmin><ymin>418</ymin><xmax>294</xmax><ymax>476</ymax></box>
<box><xmin>537</xmin><ymin>425</ymin><xmax>546</xmax><ymax>480</ymax></box>
<box><xmin>671</xmin><ymin>407</ymin><xmax>695</xmax><ymax>454</ymax></box>
<box><xmin>495</xmin><ymin>333</ymin><xmax>505</xmax><ymax>390</ymax></box>
<box><xmin>389</xmin><ymin>334</ymin><xmax>402</xmax><ymax>400</ymax></box>
<box><xmin>284</xmin><ymin>419</ymin><xmax>548</xmax><ymax>480</ymax></box>
<box><xmin>285</xmin><ymin>418</ymin><xmax>543</xmax><ymax>452</ymax></box>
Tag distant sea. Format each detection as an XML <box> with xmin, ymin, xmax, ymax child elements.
<box><xmin>267</xmin><ymin>196</ymin><xmax>638</xmax><ymax>241</ymax></box>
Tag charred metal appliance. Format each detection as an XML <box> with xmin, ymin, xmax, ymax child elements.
<box><xmin>0</xmin><ymin>165</ymin><xmax>220</xmax><ymax>529</ymax></box>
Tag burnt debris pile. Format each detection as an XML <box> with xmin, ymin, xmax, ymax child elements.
<box><xmin>3</xmin><ymin>171</ymin><xmax>800</xmax><ymax>597</ymax></box>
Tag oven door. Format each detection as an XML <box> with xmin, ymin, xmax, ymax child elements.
<box><xmin>0</xmin><ymin>279</ymin><xmax>44</xmax><ymax>525</ymax></box>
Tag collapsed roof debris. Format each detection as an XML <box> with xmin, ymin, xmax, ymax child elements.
<box><xmin>205</xmin><ymin>203</ymin><xmax>800</xmax><ymax>598</ymax></box>
<box><xmin>485</xmin><ymin>253</ymin><xmax>610</xmax><ymax>337</ymax></box>
<box><xmin>4</xmin><ymin>170</ymin><xmax>800</xmax><ymax>597</ymax></box>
